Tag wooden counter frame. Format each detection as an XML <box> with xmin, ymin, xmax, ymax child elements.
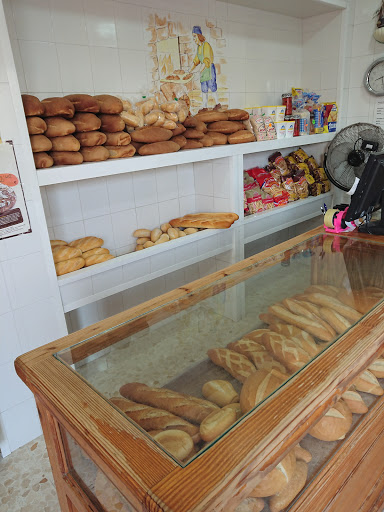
<box><xmin>15</xmin><ymin>226</ymin><xmax>384</xmax><ymax>512</ymax></box>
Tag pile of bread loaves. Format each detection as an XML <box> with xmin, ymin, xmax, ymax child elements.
<box><xmin>112</xmin><ymin>283</ymin><xmax>384</xmax><ymax>512</ymax></box>
<box><xmin>51</xmin><ymin>236</ymin><xmax>114</xmax><ymax>276</ymax></box>
<box><xmin>133</xmin><ymin>213</ymin><xmax>239</xmax><ymax>251</ymax></box>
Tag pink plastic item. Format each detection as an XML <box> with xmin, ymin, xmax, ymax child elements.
<box><xmin>324</xmin><ymin>207</ymin><xmax>357</xmax><ymax>234</ymax></box>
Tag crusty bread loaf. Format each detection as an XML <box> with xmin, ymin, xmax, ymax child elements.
<box><xmin>223</xmin><ymin>403</ymin><xmax>242</xmax><ymax>420</ymax></box>
<box><xmin>183</xmin><ymin>117</ymin><xmax>207</xmax><ymax>131</ymax></box>
<box><xmin>33</xmin><ymin>152</ymin><xmax>54</xmax><ymax>169</ymax></box>
<box><xmin>104</xmin><ymin>131</ymin><xmax>131</xmax><ymax>146</ymax></box>
<box><xmin>207</xmin><ymin>348</ymin><xmax>256</xmax><ymax>383</ymax></box>
<box><xmin>270</xmin><ymin>323</ymin><xmax>317</xmax><ymax>348</ymax></box>
<box><xmin>309</xmin><ymin>400</ymin><xmax>352</xmax><ymax>441</ymax></box>
<box><xmin>269</xmin><ymin>461</ymin><xmax>308</xmax><ymax>512</ymax></box>
<box><xmin>138</xmin><ymin>141</ymin><xmax>180</xmax><ymax>155</ymax></box>
<box><xmin>30</xmin><ymin>134</ymin><xmax>52</xmax><ymax>153</ymax></box>
<box><xmin>268</xmin><ymin>304</ymin><xmax>334</xmax><ymax>342</ymax></box>
<box><xmin>99</xmin><ymin>114</ymin><xmax>125</xmax><ymax>133</ymax></box>
<box><xmin>341</xmin><ymin>388</ymin><xmax>368</xmax><ymax>414</ymax></box>
<box><xmin>45</xmin><ymin>117</ymin><xmax>76</xmax><ymax>137</ymax></box>
<box><xmin>199</xmin><ymin>407</ymin><xmax>237</xmax><ymax>442</ymax></box>
<box><xmin>80</xmin><ymin>146</ymin><xmax>109</xmax><ymax>162</ymax></box>
<box><xmin>50</xmin><ymin>135</ymin><xmax>80</xmax><ymax>152</ymax></box>
<box><xmin>52</xmin><ymin>245</ymin><xmax>82</xmax><ymax>263</ymax></box>
<box><xmin>110</xmin><ymin>397</ymin><xmax>200</xmax><ymax>442</ymax></box>
<box><xmin>249</xmin><ymin>451</ymin><xmax>296</xmax><ymax>498</ymax></box>
<box><xmin>153</xmin><ymin>429</ymin><xmax>194</xmax><ymax>461</ymax></box>
<box><xmin>300</xmin><ymin>293</ymin><xmax>361</xmax><ymax>323</ymax></box>
<box><xmin>202</xmin><ymin>380</ymin><xmax>239</xmax><ymax>407</ymax></box>
<box><xmin>94</xmin><ymin>95</ymin><xmax>123</xmax><ymax>114</ymax></box>
<box><xmin>170</xmin><ymin>135</ymin><xmax>187</xmax><ymax>148</ymax></box>
<box><xmin>55</xmin><ymin>257</ymin><xmax>85</xmax><ymax>276</ymax></box>
<box><xmin>208</xmin><ymin>131</ymin><xmax>228</xmax><ymax>145</ymax></box>
<box><xmin>50</xmin><ymin>239</ymin><xmax>68</xmax><ymax>248</ymax></box>
<box><xmin>259</xmin><ymin>312</ymin><xmax>281</xmax><ymax>326</ymax></box>
<box><xmin>26</xmin><ymin>116</ymin><xmax>47</xmax><ymax>135</ymax></box>
<box><xmin>207</xmin><ymin>120</ymin><xmax>244</xmax><ymax>133</ymax></box>
<box><xmin>317</xmin><ymin>307</ymin><xmax>351</xmax><ymax>334</ymax></box>
<box><xmin>42</xmin><ymin>97</ymin><xmax>75</xmax><ymax>118</ymax></box>
<box><xmin>119</xmin><ymin>383</ymin><xmax>219</xmax><ymax>424</ymax></box>
<box><xmin>131</xmin><ymin>126</ymin><xmax>173</xmax><ymax>143</ymax></box>
<box><xmin>293</xmin><ymin>444</ymin><xmax>312</xmax><ymax>463</ymax></box>
<box><xmin>72</xmin><ymin>113</ymin><xmax>102</xmax><ymax>133</ymax></box>
<box><xmin>50</xmin><ymin>151</ymin><xmax>83</xmax><ymax>166</ymax></box>
<box><xmin>226</xmin><ymin>109</ymin><xmax>250</xmax><ymax>121</ymax></box>
<box><xmin>240</xmin><ymin>369</ymin><xmax>287</xmax><ymax>413</ymax></box>
<box><xmin>69</xmin><ymin>236</ymin><xmax>103</xmax><ymax>252</ymax></box>
<box><xmin>22</xmin><ymin>94</ymin><xmax>45</xmax><ymax>117</ymax></box>
<box><xmin>235</xmin><ymin>497</ymin><xmax>265</xmax><ymax>512</ymax></box>
<box><xmin>368</xmin><ymin>357</ymin><xmax>384</xmax><ymax>378</ymax></box>
<box><xmin>170</xmin><ymin>212</ymin><xmax>239</xmax><ymax>229</ymax></box>
<box><xmin>228</xmin><ymin>130</ymin><xmax>255</xmax><ymax>144</ymax></box>
<box><xmin>194</xmin><ymin>111</ymin><xmax>228</xmax><ymax>123</ymax></box>
<box><xmin>281</xmin><ymin>298</ymin><xmax>336</xmax><ymax>338</ymax></box>
<box><xmin>261</xmin><ymin>332</ymin><xmax>312</xmax><ymax>373</ymax></box>
<box><xmin>64</xmin><ymin>94</ymin><xmax>100</xmax><ymax>113</ymax></box>
<box><xmin>228</xmin><ymin>338</ymin><xmax>288</xmax><ymax>374</ymax></box>
<box><xmin>182</xmin><ymin>139</ymin><xmax>204</xmax><ymax>149</ymax></box>
<box><xmin>200</xmin><ymin>134</ymin><xmax>214</xmax><ymax>147</ymax></box>
<box><xmin>105</xmin><ymin>145</ymin><xmax>136</xmax><ymax>159</ymax></box>
<box><xmin>183</xmin><ymin>128</ymin><xmax>205</xmax><ymax>139</ymax></box>
<box><xmin>84</xmin><ymin>254</ymin><xmax>114</xmax><ymax>266</ymax></box>
<box><xmin>74</xmin><ymin>131</ymin><xmax>107</xmax><ymax>147</ymax></box>
<box><xmin>242</xmin><ymin>329</ymin><xmax>271</xmax><ymax>343</ymax></box>
<box><xmin>353</xmin><ymin>370</ymin><xmax>383</xmax><ymax>395</ymax></box>
<box><xmin>82</xmin><ymin>247</ymin><xmax>109</xmax><ymax>258</ymax></box>
<box><xmin>305</xmin><ymin>285</ymin><xmax>340</xmax><ymax>296</ymax></box>
<box><xmin>172</xmin><ymin>123</ymin><xmax>187</xmax><ymax>136</ymax></box>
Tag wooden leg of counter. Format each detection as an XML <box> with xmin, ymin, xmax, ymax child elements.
<box><xmin>290</xmin><ymin>396</ymin><xmax>384</xmax><ymax>512</ymax></box>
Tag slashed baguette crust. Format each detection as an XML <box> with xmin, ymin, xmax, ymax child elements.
<box><xmin>261</xmin><ymin>332</ymin><xmax>312</xmax><ymax>373</ymax></box>
<box><xmin>170</xmin><ymin>212</ymin><xmax>239</xmax><ymax>229</ymax></box>
<box><xmin>119</xmin><ymin>383</ymin><xmax>219</xmax><ymax>424</ymax></box>
<box><xmin>228</xmin><ymin>338</ymin><xmax>288</xmax><ymax>374</ymax></box>
<box><xmin>299</xmin><ymin>293</ymin><xmax>361</xmax><ymax>323</ymax></box>
<box><xmin>207</xmin><ymin>348</ymin><xmax>257</xmax><ymax>383</ymax></box>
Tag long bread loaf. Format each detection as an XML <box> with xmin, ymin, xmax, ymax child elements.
<box><xmin>207</xmin><ymin>348</ymin><xmax>257</xmax><ymax>383</ymax></box>
<box><xmin>261</xmin><ymin>332</ymin><xmax>312</xmax><ymax>373</ymax></box>
<box><xmin>368</xmin><ymin>357</ymin><xmax>384</xmax><ymax>378</ymax></box>
<box><xmin>282</xmin><ymin>298</ymin><xmax>336</xmax><ymax>338</ymax></box>
<box><xmin>170</xmin><ymin>212</ymin><xmax>239</xmax><ymax>229</ymax></box>
<box><xmin>270</xmin><ymin>323</ymin><xmax>316</xmax><ymax>347</ymax></box>
<box><xmin>110</xmin><ymin>397</ymin><xmax>200</xmax><ymax>442</ymax></box>
<box><xmin>318</xmin><ymin>307</ymin><xmax>352</xmax><ymax>334</ymax></box>
<box><xmin>299</xmin><ymin>293</ymin><xmax>361</xmax><ymax>323</ymax></box>
<box><xmin>119</xmin><ymin>383</ymin><xmax>219</xmax><ymax>424</ymax></box>
<box><xmin>228</xmin><ymin>338</ymin><xmax>288</xmax><ymax>374</ymax></box>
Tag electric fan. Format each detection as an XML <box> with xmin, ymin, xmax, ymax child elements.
<box><xmin>324</xmin><ymin>123</ymin><xmax>384</xmax><ymax>192</ymax></box>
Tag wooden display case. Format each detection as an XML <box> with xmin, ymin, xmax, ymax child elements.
<box><xmin>15</xmin><ymin>226</ymin><xmax>384</xmax><ymax>512</ymax></box>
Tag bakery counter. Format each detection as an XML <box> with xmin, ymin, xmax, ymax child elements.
<box><xmin>15</xmin><ymin>227</ymin><xmax>384</xmax><ymax>512</ymax></box>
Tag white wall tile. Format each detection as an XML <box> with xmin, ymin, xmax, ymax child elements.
<box><xmin>177</xmin><ymin>163</ymin><xmax>195</xmax><ymax>197</ymax></box>
<box><xmin>197</xmin><ymin>234</ymin><xmax>218</xmax><ymax>255</ymax></box>
<box><xmin>84</xmin><ymin>0</ymin><xmax>117</xmax><ymax>47</ymax></box>
<box><xmin>122</xmin><ymin>257</ymin><xmax>150</xmax><ymax>283</ymax></box>
<box><xmin>57</xmin><ymin>44</ymin><xmax>94</xmax><ymax>93</ymax></box>
<box><xmin>143</xmin><ymin>275</ymin><xmax>166</xmax><ymax>301</ymax></box>
<box><xmin>354</xmin><ymin>0</ymin><xmax>380</xmax><ymax>26</ymax></box>
<box><xmin>53</xmin><ymin>220</ymin><xmax>85</xmax><ymax>243</ymax></box>
<box><xmin>347</xmin><ymin>86</ymin><xmax>372</xmax><ymax>117</ymax></box>
<box><xmin>0</xmin><ymin>363</ymin><xmax>32</xmax><ymax>412</ymax></box>
<box><xmin>13</xmin><ymin>297</ymin><xmax>65</xmax><ymax>352</ymax></box>
<box><xmin>175</xmin><ymin>241</ymin><xmax>198</xmax><ymax>264</ymax></box>
<box><xmin>12</xmin><ymin>0</ymin><xmax>53</xmax><ymax>42</ymax></box>
<box><xmin>51</xmin><ymin>0</ymin><xmax>88</xmax><ymax>45</ymax></box>
<box><xmin>83</xmin><ymin>214</ymin><xmax>115</xmax><ymax>250</ymax></box>
<box><xmin>19</xmin><ymin>40</ymin><xmax>61</xmax><ymax>93</ymax></box>
<box><xmin>106</xmin><ymin>173</ymin><xmax>135</xmax><ymax>213</ymax></box>
<box><xmin>351</xmin><ymin>21</ymin><xmax>376</xmax><ymax>57</ymax></box>
<box><xmin>214</xmin><ymin>196</ymin><xmax>231</xmax><ymax>211</ymax></box>
<box><xmin>60</xmin><ymin>277</ymin><xmax>93</xmax><ymax>306</ymax></box>
<box><xmin>225</xmin><ymin>58</ymin><xmax>246</xmax><ymax>93</ymax></box>
<box><xmin>349</xmin><ymin>54</ymin><xmax>374</xmax><ymax>88</ymax></box>
<box><xmin>135</xmin><ymin>203</ymin><xmax>160</xmax><ymax>231</ymax></box>
<box><xmin>46</xmin><ymin>182</ymin><xmax>82</xmax><ymax>225</ymax></box>
<box><xmin>0</xmin><ymin>312</ymin><xmax>20</xmax><ymax>364</ymax></box>
<box><xmin>119</xmin><ymin>49</ymin><xmax>148</xmax><ymax>93</ymax></box>
<box><xmin>1</xmin><ymin>398</ymin><xmax>42</xmax><ymax>452</ymax></box>
<box><xmin>114</xmin><ymin>3</ymin><xmax>144</xmax><ymax>50</ymax></box>
<box><xmin>77</xmin><ymin>178</ymin><xmax>110</xmax><ymax>219</ymax></box>
<box><xmin>111</xmin><ymin>208</ymin><xmax>137</xmax><ymax>248</ymax></box>
<box><xmin>195</xmin><ymin>195</ymin><xmax>214</xmax><ymax>211</ymax></box>
<box><xmin>150</xmin><ymin>249</ymin><xmax>175</xmax><ymax>273</ymax></box>
<box><xmin>90</xmin><ymin>46</ymin><xmax>122</xmax><ymax>94</ymax></box>
<box><xmin>158</xmin><ymin>198</ymin><xmax>180</xmax><ymax>225</ymax></box>
<box><xmin>0</xmin><ymin>37</ymin><xmax>8</xmax><ymax>82</ymax></box>
<box><xmin>132</xmin><ymin>169</ymin><xmax>157</xmax><ymax>207</ymax></box>
<box><xmin>194</xmin><ymin>161</ymin><xmax>213</xmax><ymax>196</ymax></box>
<box><xmin>156</xmin><ymin>166</ymin><xmax>178</xmax><ymax>202</ymax></box>
<box><xmin>0</xmin><ymin>83</ymin><xmax>21</xmax><ymax>143</ymax></box>
<box><xmin>179</xmin><ymin>195</ymin><xmax>196</xmax><ymax>216</ymax></box>
<box><xmin>0</xmin><ymin>264</ymin><xmax>11</xmax><ymax>316</ymax></box>
<box><xmin>92</xmin><ymin>266</ymin><xmax>123</xmax><ymax>294</ymax></box>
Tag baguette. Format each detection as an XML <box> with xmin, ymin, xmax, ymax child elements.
<box><xmin>84</xmin><ymin>254</ymin><xmax>115</xmax><ymax>266</ymax></box>
<box><xmin>270</xmin><ymin>323</ymin><xmax>317</xmax><ymax>347</ymax></box>
<box><xmin>69</xmin><ymin>236</ymin><xmax>103</xmax><ymax>252</ymax></box>
<box><xmin>259</xmin><ymin>312</ymin><xmax>281</xmax><ymax>326</ymax></box>
<box><xmin>305</xmin><ymin>285</ymin><xmax>340</xmax><ymax>297</ymax></box>
<box><xmin>207</xmin><ymin>348</ymin><xmax>256</xmax><ymax>383</ymax></box>
<box><xmin>353</xmin><ymin>370</ymin><xmax>383</xmax><ymax>396</ymax></box>
<box><xmin>241</xmin><ymin>329</ymin><xmax>271</xmax><ymax>343</ymax></box>
<box><xmin>269</xmin><ymin>461</ymin><xmax>308</xmax><ymax>512</ymax></box>
<box><xmin>228</xmin><ymin>338</ymin><xmax>288</xmax><ymax>374</ymax></box>
<box><xmin>341</xmin><ymin>388</ymin><xmax>368</xmax><ymax>414</ymax></box>
<box><xmin>268</xmin><ymin>304</ymin><xmax>334</xmax><ymax>342</ymax></box>
<box><xmin>261</xmin><ymin>332</ymin><xmax>312</xmax><ymax>373</ymax></box>
<box><xmin>368</xmin><ymin>357</ymin><xmax>384</xmax><ymax>378</ymax></box>
<box><xmin>282</xmin><ymin>298</ymin><xmax>336</xmax><ymax>338</ymax></box>
<box><xmin>110</xmin><ymin>397</ymin><xmax>200</xmax><ymax>442</ymax></box>
<box><xmin>119</xmin><ymin>383</ymin><xmax>219</xmax><ymax>424</ymax></box>
<box><xmin>249</xmin><ymin>451</ymin><xmax>296</xmax><ymax>498</ymax></box>
<box><xmin>52</xmin><ymin>246</ymin><xmax>82</xmax><ymax>263</ymax></box>
<box><xmin>55</xmin><ymin>257</ymin><xmax>85</xmax><ymax>276</ymax></box>
<box><xmin>240</xmin><ymin>369</ymin><xmax>287</xmax><ymax>413</ymax></box>
<box><xmin>170</xmin><ymin>212</ymin><xmax>239</xmax><ymax>229</ymax></box>
<box><xmin>318</xmin><ymin>307</ymin><xmax>352</xmax><ymax>334</ymax></box>
<box><xmin>300</xmin><ymin>293</ymin><xmax>361</xmax><ymax>323</ymax></box>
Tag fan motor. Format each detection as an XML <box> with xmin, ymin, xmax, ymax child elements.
<box><xmin>347</xmin><ymin>149</ymin><xmax>365</xmax><ymax>167</ymax></box>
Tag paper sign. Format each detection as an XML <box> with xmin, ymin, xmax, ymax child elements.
<box><xmin>0</xmin><ymin>142</ymin><xmax>31</xmax><ymax>240</ymax></box>
<box><xmin>374</xmin><ymin>98</ymin><xmax>384</xmax><ymax>130</ymax></box>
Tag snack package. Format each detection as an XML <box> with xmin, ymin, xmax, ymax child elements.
<box><xmin>250</xmin><ymin>115</ymin><xmax>268</xmax><ymax>141</ymax></box>
<box><xmin>305</xmin><ymin>156</ymin><xmax>319</xmax><ymax>171</ymax></box>
<box><xmin>293</xmin><ymin>175</ymin><xmax>309</xmax><ymax>199</ymax></box>
<box><xmin>317</xmin><ymin>167</ymin><xmax>328</xmax><ymax>181</ymax></box>
<box><xmin>322</xmin><ymin>179</ymin><xmax>331</xmax><ymax>192</ymax></box>
<box><xmin>262</xmin><ymin>196</ymin><xmax>274</xmax><ymax>210</ymax></box>
<box><xmin>291</xmin><ymin>148</ymin><xmax>309</xmax><ymax>163</ymax></box>
<box><xmin>264</xmin><ymin>116</ymin><xmax>277</xmax><ymax>140</ymax></box>
<box><xmin>313</xmin><ymin>104</ymin><xmax>324</xmax><ymax>134</ymax></box>
<box><xmin>268</xmin><ymin>151</ymin><xmax>290</xmax><ymax>176</ymax></box>
<box><xmin>323</xmin><ymin>103</ymin><xmax>338</xmax><ymax>133</ymax></box>
<box><xmin>282</xmin><ymin>177</ymin><xmax>298</xmax><ymax>201</ymax></box>
<box><xmin>273</xmin><ymin>191</ymin><xmax>290</xmax><ymax>207</ymax></box>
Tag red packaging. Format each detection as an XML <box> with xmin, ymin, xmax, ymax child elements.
<box><xmin>273</xmin><ymin>191</ymin><xmax>290</xmax><ymax>207</ymax></box>
<box><xmin>293</xmin><ymin>115</ymin><xmax>300</xmax><ymax>137</ymax></box>
<box><xmin>282</xmin><ymin>94</ymin><xmax>293</xmax><ymax>116</ymax></box>
<box><xmin>262</xmin><ymin>197</ymin><xmax>274</xmax><ymax>210</ymax></box>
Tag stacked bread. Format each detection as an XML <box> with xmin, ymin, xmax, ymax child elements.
<box><xmin>133</xmin><ymin>213</ymin><xmax>239</xmax><ymax>251</ymax></box>
<box><xmin>193</xmin><ymin>109</ymin><xmax>255</xmax><ymax>145</ymax></box>
<box><xmin>51</xmin><ymin>236</ymin><xmax>114</xmax><ymax>275</ymax></box>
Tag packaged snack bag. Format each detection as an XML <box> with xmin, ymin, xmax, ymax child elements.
<box><xmin>323</xmin><ymin>103</ymin><xmax>338</xmax><ymax>132</ymax></box>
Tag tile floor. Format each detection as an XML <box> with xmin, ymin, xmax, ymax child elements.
<box><xmin>0</xmin><ymin>436</ymin><xmax>59</xmax><ymax>512</ymax></box>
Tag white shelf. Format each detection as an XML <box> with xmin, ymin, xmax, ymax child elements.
<box><xmin>37</xmin><ymin>133</ymin><xmax>335</xmax><ymax>186</ymax></box>
<box><xmin>227</xmin><ymin>0</ymin><xmax>346</xmax><ymax>19</ymax></box>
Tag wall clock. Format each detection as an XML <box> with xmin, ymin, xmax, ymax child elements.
<box><xmin>365</xmin><ymin>58</ymin><xmax>384</xmax><ymax>96</ymax></box>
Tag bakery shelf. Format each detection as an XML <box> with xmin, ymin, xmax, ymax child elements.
<box><xmin>36</xmin><ymin>133</ymin><xmax>335</xmax><ymax>186</ymax></box>
<box><xmin>227</xmin><ymin>0</ymin><xmax>347</xmax><ymax>18</ymax></box>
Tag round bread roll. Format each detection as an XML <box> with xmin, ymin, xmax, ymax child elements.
<box><xmin>33</xmin><ymin>152</ymin><xmax>53</xmax><ymax>169</ymax></box>
<box><xmin>133</xmin><ymin>229</ymin><xmax>151</xmax><ymax>238</ymax></box>
<box><xmin>170</xmin><ymin>135</ymin><xmax>187</xmax><ymax>147</ymax></box>
<box><xmin>195</xmin><ymin>111</ymin><xmax>228</xmax><ymax>123</ymax></box>
<box><xmin>105</xmin><ymin>145</ymin><xmax>136</xmax><ymax>159</ymax></box>
<box><xmin>99</xmin><ymin>114</ymin><xmax>125</xmax><ymax>133</ymax></box>
<box><xmin>172</xmin><ymin>123</ymin><xmax>187</xmax><ymax>136</ymax></box>
<box><xmin>240</xmin><ymin>369</ymin><xmax>286</xmax><ymax>414</ymax></box>
<box><xmin>269</xmin><ymin>461</ymin><xmax>308</xmax><ymax>512</ymax></box>
<box><xmin>74</xmin><ymin>131</ymin><xmax>107</xmax><ymax>147</ymax></box>
<box><xmin>228</xmin><ymin>130</ymin><xmax>256</xmax><ymax>144</ymax></box>
<box><xmin>120</xmin><ymin>111</ymin><xmax>141</xmax><ymax>128</ymax></box>
<box><xmin>30</xmin><ymin>134</ymin><xmax>52</xmax><ymax>153</ymax></box>
<box><xmin>200</xmin><ymin>134</ymin><xmax>214</xmax><ymax>147</ymax></box>
<box><xmin>223</xmin><ymin>403</ymin><xmax>242</xmax><ymax>420</ymax></box>
<box><xmin>368</xmin><ymin>358</ymin><xmax>384</xmax><ymax>379</ymax></box>
<box><xmin>50</xmin><ymin>135</ymin><xmax>80</xmax><ymax>152</ymax></box>
<box><xmin>208</xmin><ymin>131</ymin><xmax>228</xmax><ymax>145</ymax></box>
<box><xmin>94</xmin><ymin>95</ymin><xmax>123</xmax><ymax>114</ymax></box>
<box><xmin>131</xmin><ymin>126</ymin><xmax>173</xmax><ymax>143</ymax></box>
<box><xmin>72</xmin><ymin>113</ymin><xmax>102</xmax><ymax>133</ymax></box>
<box><xmin>207</xmin><ymin>120</ymin><xmax>244</xmax><ymax>133</ymax></box>
<box><xmin>52</xmin><ymin>246</ymin><xmax>82</xmax><ymax>263</ymax></box>
<box><xmin>64</xmin><ymin>94</ymin><xmax>99</xmax><ymax>113</ymax></box>
<box><xmin>45</xmin><ymin>117</ymin><xmax>76</xmax><ymax>137</ymax></box>
<box><xmin>138</xmin><ymin>141</ymin><xmax>180</xmax><ymax>155</ymax></box>
<box><xmin>104</xmin><ymin>131</ymin><xmax>131</xmax><ymax>146</ymax></box>
<box><xmin>309</xmin><ymin>400</ymin><xmax>352</xmax><ymax>441</ymax></box>
<box><xmin>199</xmin><ymin>407</ymin><xmax>237</xmax><ymax>442</ymax></box>
<box><xmin>182</xmin><ymin>139</ymin><xmax>204</xmax><ymax>149</ymax></box>
<box><xmin>26</xmin><ymin>116</ymin><xmax>47</xmax><ymax>135</ymax></box>
<box><xmin>153</xmin><ymin>430</ymin><xmax>194</xmax><ymax>461</ymax></box>
<box><xmin>84</xmin><ymin>254</ymin><xmax>115</xmax><ymax>266</ymax></box>
<box><xmin>184</xmin><ymin>128</ymin><xmax>205</xmax><ymax>139</ymax></box>
<box><xmin>55</xmin><ymin>257</ymin><xmax>85</xmax><ymax>276</ymax></box>
<box><xmin>249</xmin><ymin>451</ymin><xmax>296</xmax><ymax>498</ymax></box>
<box><xmin>353</xmin><ymin>369</ymin><xmax>383</xmax><ymax>395</ymax></box>
<box><xmin>202</xmin><ymin>380</ymin><xmax>239</xmax><ymax>407</ymax></box>
<box><xmin>235</xmin><ymin>497</ymin><xmax>265</xmax><ymax>512</ymax></box>
<box><xmin>50</xmin><ymin>151</ymin><xmax>84</xmax><ymax>166</ymax></box>
<box><xmin>226</xmin><ymin>109</ymin><xmax>250</xmax><ymax>121</ymax></box>
<box><xmin>22</xmin><ymin>94</ymin><xmax>45</xmax><ymax>117</ymax></box>
<box><xmin>165</xmin><ymin>111</ymin><xmax>178</xmax><ymax>122</ymax></box>
<box><xmin>341</xmin><ymin>388</ymin><xmax>368</xmax><ymax>414</ymax></box>
<box><xmin>80</xmin><ymin>146</ymin><xmax>109</xmax><ymax>162</ymax></box>
<box><xmin>82</xmin><ymin>247</ymin><xmax>109</xmax><ymax>258</ymax></box>
<box><xmin>42</xmin><ymin>97</ymin><xmax>75</xmax><ymax>118</ymax></box>
<box><xmin>160</xmin><ymin>101</ymin><xmax>181</xmax><ymax>113</ymax></box>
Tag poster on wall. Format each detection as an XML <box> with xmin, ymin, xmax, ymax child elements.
<box><xmin>0</xmin><ymin>141</ymin><xmax>31</xmax><ymax>240</ymax></box>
